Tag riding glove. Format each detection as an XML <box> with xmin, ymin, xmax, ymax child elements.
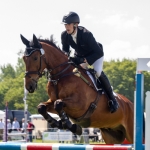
<box><xmin>69</xmin><ymin>56</ymin><xmax>85</xmax><ymax>65</ymax></box>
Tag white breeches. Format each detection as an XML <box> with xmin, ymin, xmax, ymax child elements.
<box><xmin>81</xmin><ymin>56</ymin><xmax>104</xmax><ymax>77</ymax></box>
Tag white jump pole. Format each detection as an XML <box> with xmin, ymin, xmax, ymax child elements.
<box><xmin>23</xmin><ymin>78</ymin><xmax>28</xmax><ymax>142</ymax></box>
<box><xmin>145</xmin><ymin>61</ymin><xmax>150</xmax><ymax>150</ymax></box>
<box><xmin>145</xmin><ymin>91</ymin><xmax>150</xmax><ymax>150</ymax></box>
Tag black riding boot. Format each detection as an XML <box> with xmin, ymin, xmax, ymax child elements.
<box><xmin>98</xmin><ymin>71</ymin><xmax>119</xmax><ymax>113</ymax></box>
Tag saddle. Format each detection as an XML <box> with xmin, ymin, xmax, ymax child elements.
<box><xmin>86</xmin><ymin>68</ymin><xmax>104</xmax><ymax>95</ymax></box>
<box><xmin>86</xmin><ymin>68</ymin><xmax>117</xmax><ymax>98</ymax></box>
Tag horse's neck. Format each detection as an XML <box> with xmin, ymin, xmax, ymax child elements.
<box><xmin>44</xmin><ymin>45</ymin><xmax>69</xmax><ymax>73</ymax></box>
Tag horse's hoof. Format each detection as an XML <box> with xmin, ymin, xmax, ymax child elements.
<box><xmin>76</xmin><ymin>125</ymin><xmax>82</xmax><ymax>135</ymax></box>
<box><xmin>72</xmin><ymin>124</ymin><xmax>82</xmax><ymax>135</ymax></box>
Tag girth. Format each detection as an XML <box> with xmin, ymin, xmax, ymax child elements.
<box><xmin>71</xmin><ymin>92</ymin><xmax>100</xmax><ymax>122</ymax></box>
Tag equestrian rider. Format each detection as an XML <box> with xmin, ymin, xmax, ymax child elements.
<box><xmin>61</xmin><ymin>11</ymin><xmax>119</xmax><ymax>113</ymax></box>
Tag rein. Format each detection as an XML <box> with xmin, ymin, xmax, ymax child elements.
<box><xmin>48</xmin><ymin>62</ymin><xmax>77</xmax><ymax>99</ymax></box>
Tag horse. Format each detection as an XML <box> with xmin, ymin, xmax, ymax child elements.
<box><xmin>21</xmin><ymin>34</ymin><xmax>134</xmax><ymax>144</ymax></box>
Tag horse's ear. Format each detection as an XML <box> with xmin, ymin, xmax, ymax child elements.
<box><xmin>20</xmin><ymin>34</ymin><xmax>30</xmax><ymax>47</ymax></box>
<box><xmin>33</xmin><ymin>34</ymin><xmax>41</xmax><ymax>48</ymax></box>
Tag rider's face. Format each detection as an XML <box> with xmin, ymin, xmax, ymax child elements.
<box><xmin>64</xmin><ymin>23</ymin><xmax>74</xmax><ymax>34</ymax></box>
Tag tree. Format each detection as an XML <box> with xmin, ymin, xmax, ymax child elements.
<box><xmin>103</xmin><ymin>59</ymin><xmax>136</xmax><ymax>102</ymax></box>
<box><xmin>0</xmin><ymin>53</ymin><xmax>49</xmax><ymax>113</ymax></box>
<box><xmin>15</xmin><ymin>57</ymin><xmax>25</xmax><ymax>76</ymax></box>
<box><xmin>25</xmin><ymin>76</ymin><xmax>49</xmax><ymax>114</ymax></box>
<box><xmin>0</xmin><ymin>64</ymin><xmax>16</xmax><ymax>81</ymax></box>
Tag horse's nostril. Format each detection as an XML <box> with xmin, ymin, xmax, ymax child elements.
<box><xmin>29</xmin><ymin>85</ymin><xmax>33</xmax><ymax>90</ymax></box>
<box><xmin>28</xmin><ymin>84</ymin><xmax>36</xmax><ymax>93</ymax></box>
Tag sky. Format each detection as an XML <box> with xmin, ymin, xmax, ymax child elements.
<box><xmin>0</xmin><ymin>0</ymin><xmax>150</xmax><ymax>67</ymax></box>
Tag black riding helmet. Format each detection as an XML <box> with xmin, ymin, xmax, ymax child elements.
<box><xmin>62</xmin><ymin>12</ymin><xmax>80</xmax><ymax>24</ymax></box>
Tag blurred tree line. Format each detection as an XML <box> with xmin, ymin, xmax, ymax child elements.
<box><xmin>0</xmin><ymin>55</ymin><xmax>49</xmax><ymax>114</ymax></box>
<box><xmin>0</xmin><ymin>56</ymin><xmax>150</xmax><ymax>114</ymax></box>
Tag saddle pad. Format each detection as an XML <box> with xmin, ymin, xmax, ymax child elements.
<box><xmin>86</xmin><ymin>70</ymin><xmax>117</xmax><ymax>96</ymax></box>
<box><xmin>86</xmin><ymin>70</ymin><xmax>102</xmax><ymax>91</ymax></box>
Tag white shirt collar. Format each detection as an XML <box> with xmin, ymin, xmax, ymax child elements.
<box><xmin>71</xmin><ymin>29</ymin><xmax>78</xmax><ymax>44</ymax></box>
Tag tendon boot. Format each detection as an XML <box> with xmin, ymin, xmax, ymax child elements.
<box><xmin>98</xmin><ymin>71</ymin><xmax>119</xmax><ymax>113</ymax></box>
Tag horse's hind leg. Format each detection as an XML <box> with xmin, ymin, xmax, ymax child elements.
<box><xmin>124</xmin><ymin>118</ymin><xmax>134</xmax><ymax>143</ymax></box>
<box><xmin>37</xmin><ymin>103</ymin><xmax>63</xmax><ymax>129</ymax></box>
<box><xmin>54</xmin><ymin>100</ymin><xmax>82</xmax><ymax>135</ymax></box>
<box><xmin>100</xmin><ymin>127</ymin><xmax>126</xmax><ymax>144</ymax></box>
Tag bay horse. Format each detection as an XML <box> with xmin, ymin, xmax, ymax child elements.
<box><xmin>21</xmin><ymin>34</ymin><xmax>134</xmax><ymax>144</ymax></box>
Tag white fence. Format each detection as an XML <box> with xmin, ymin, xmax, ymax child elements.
<box><xmin>42</xmin><ymin>131</ymin><xmax>73</xmax><ymax>141</ymax></box>
<box><xmin>0</xmin><ymin>128</ymin><xmax>103</xmax><ymax>143</ymax></box>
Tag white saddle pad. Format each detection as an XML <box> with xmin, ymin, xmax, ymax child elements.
<box><xmin>86</xmin><ymin>70</ymin><xmax>117</xmax><ymax>96</ymax></box>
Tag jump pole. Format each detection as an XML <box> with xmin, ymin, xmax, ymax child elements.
<box><xmin>145</xmin><ymin>91</ymin><xmax>150</xmax><ymax>150</ymax></box>
<box><xmin>135</xmin><ymin>58</ymin><xmax>150</xmax><ymax>150</ymax></box>
<box><xmin>134</xmin><ymin>73</ymin><xmax>144</xmax><ymax>150</ymax></box>
<box><xmin>0</xmin><ymin>143</ymin><xmax>133</xmax><ymax>150</ymax></box>
<box><xmin>23</xmin><ymin>78</ymin><xmax>29</xmax><ymax>142</ymax></box>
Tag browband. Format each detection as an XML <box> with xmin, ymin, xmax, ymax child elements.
<box><xmin>24</xmin><ymin>48</ymin><xmax>45</xmax><ymax>56</ymax></box>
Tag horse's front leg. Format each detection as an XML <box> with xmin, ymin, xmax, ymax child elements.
<box><xmin>54</xmin><ymin>99</ymin><xmax>82</xmax><ymax>135</ymax></box>
<box><xmin>37</xmin><ymin>102</ymin><xmax>63</xmax><ymax>129</ymax></box>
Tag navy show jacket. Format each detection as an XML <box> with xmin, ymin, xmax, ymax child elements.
<box><xmin>61</xmin><ymin>26</ymin><xmax>104</xmax><ymax>65</ymax></box>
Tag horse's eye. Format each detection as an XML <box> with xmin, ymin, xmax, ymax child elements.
<box><xmin>34</xmin><ymin>57</ymin><xmax>38</xmax><ymax>61</ymax></box>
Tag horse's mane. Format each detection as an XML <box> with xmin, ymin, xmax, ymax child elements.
<box><xmin>38</xmin><ymin>35</ymin><xmax>62</xmax><ymax>52</ymax></box>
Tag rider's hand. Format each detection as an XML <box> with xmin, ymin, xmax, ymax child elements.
<box><xmin>69</xmin><ymin>56</ymin><xmax>85</xmax><ymax>65</ymax></box>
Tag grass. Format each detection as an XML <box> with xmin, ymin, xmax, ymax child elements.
<box><xmin>1</xmin><ymin>138</ymin><xmax>105</xmax><ymax>144</ymax></box>
<box><xmin>32</xmin><ymin>139</ymin><xmax>105</xmax><ymax>144</ymax></box>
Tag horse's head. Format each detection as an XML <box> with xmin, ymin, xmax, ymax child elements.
<box><xmin>21</xmin><ymin>34</ymin><xmax>46</xmax><ymax>93</ymax></box>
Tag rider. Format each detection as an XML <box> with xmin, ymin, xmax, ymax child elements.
<box><xmin>61</xmin><ymin>11</ymin><xmax>119</xmax><ymax>113</ymax></box>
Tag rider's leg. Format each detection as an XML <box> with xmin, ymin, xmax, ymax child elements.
<box><xmin>99</xmin><ymin>71</ymin><xmax>119</xmax><ymax>113</ymax></box>
<box><xmin>93</xmin><ymin>57</ymin><xmax>119</xmax><ymax>113</ymax></box>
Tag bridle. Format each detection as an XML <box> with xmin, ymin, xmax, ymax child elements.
<box><xmin>24</xmin><ymin>47</ymin><xmax>74</xmax><ymax>87</ymax></box>
<box><xmin>25</xmin><ymin>55</ymin><xmax>45</xmax><ymax>79</ymax></box>
<box><xmin>24</xmin><ymin>48</ymin><xmax>46</xmax><ymax>83</ymax></box>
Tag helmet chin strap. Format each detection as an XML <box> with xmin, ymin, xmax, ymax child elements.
<box><xmin>71</xmin><ymin>24</ymin><xmax>77</xmax><ymax>35</ymax></box>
